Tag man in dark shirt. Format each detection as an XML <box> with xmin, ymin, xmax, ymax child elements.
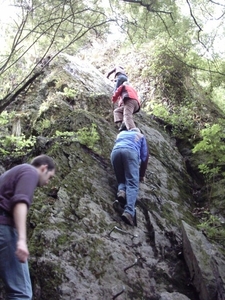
<box><xmin>0</xmin><ymin>154</ymin><xmax>55</xmax><ymax>299</ymax></box>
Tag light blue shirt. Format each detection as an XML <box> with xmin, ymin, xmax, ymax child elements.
<box><xmin>112</xmin><ymin>129</ymin><xmax>148</xmax><ymax>162</ymax></box>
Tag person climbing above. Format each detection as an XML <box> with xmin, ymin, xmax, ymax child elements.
<box><xmin>112</xmin><ymin>82</ymin><xmax>141</xmax><ymax>131</ymax></box>
<box><xmin>106</xmin><ymin>65</ymin><xmax>128</xmax><ymax>91</ymax></box>
<box><xmin>111</xmin><ymin>128</ymin><xmax>149</xmax><ymax>226</ymax></box>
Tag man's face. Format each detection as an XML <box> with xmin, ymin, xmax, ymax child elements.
<box><xmin>38</xmin><ymin>165</ymin><xmax>55</xmax><ymax>186</ymax></box>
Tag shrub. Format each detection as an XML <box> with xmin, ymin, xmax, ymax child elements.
<box><xmin>55</xmin><ymin>123</ymin><xmax>100</xmax><ymax>152</ymax></box>
<box><xmin>192</xmin><ymin>122</ymin><xmax>225</xmax><ymax>179</ymax></box>
<box><xmin>198</xmin><ymin>213</ymin><xmax>225</xmax><ymax>247</ymax></box>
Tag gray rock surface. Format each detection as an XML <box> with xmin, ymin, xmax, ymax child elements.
<box><xmin>160</xmin><ymin>291</ymin><xmax>191</xmax><ymax>300</ymax></box>
<box><xmin>182</xmin><ymin>221</ymin><xmax>225</xmax><ymax>300</ymax></box>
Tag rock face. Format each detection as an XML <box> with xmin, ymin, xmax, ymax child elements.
<box><xmin>0</xmin><ymin>53</ymin><xmax>224</xmax><ymax>299</ymax></box>
<box><xmin>182</xmin><ymin>221</ymin><xmax>225</xmax><ymax>300</ymax></box>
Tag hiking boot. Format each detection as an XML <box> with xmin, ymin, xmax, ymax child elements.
<box><xmin>117</xmin><ymin>190</ymin><xmax>126</xmax><ymax>207</ymax></box>
<box><xmin>118</xmin><ymin>122</ymin><xmax>127</xmax><ymax>132</ymax></box>
<box><xmin>112</xmin><ymin>200</ymin><xmax>124</xmax><ymax>214</ymax></box>
<box><xmin>122</xmin><ymin>212</ymin><xmax>134</xmax><ymax>226</ymax></box>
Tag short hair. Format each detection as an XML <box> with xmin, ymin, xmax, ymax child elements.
<box><xmin>30</xmin><ymin>155</ymin><xmax>55</xmax><ymax>171</ymax></box>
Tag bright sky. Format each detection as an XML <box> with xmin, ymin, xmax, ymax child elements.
<box><xmin>0</xmin><ymin>0</ymin><xmax>18</xmax><ymax>23</ymax></box>
<box><xmin>0</xmin><ymin>0</ymin><xmax>19</xmax><ymax>49</ymax></box>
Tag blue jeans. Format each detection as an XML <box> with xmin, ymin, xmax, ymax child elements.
<box><xmin>0</xmin><ymin>224</ymin><xmax>32</xmax><ymax>300</ymax></box>
<box><xmin>115</xmin><ymin>74</ymin><xmax>128</xmax><ymax>90</ymax></box>
<box><xmin>111</xmin><ymin>148</ymin><xmax>139</xmax><ymax>216</ymax></box>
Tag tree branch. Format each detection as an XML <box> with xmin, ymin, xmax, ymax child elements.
<box><xmin>209</xmin><ymin>0</ymin><xmax>225</xmax><ymax>7</ymax></box>
<box><xmin>0</xmin><ymin>71</ymin><xmax>43</xmax><ymax>114</ymax></box>
<box><xmin>122</xmin><ymin>0</ymin><xmax>173</xmax><ymax>16</ymax></box>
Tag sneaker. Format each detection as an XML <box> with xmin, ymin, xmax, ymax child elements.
<box><xmin>117</xmin><ymin>190</ymin><xmax>126</xmax><ymax>207</ymax></box>
<box><xmin>118</xmin><ymin>122</ymin><xmax>127</xmax><ymax>132</ymax></box>
<box><xmin>122</xmin><ymin>212</ymin><xmax>134</xmax><ymax>226</ymax></box>
<box><xmin>112</xmin><ymin>200</ymin><xmax>124</xmax><ymax>214</ymax></box>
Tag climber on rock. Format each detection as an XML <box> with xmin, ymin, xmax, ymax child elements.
<box><xmin>110</xmin><ymin>127</ymin><xmax>149</xmax><ymax>226</ymax></box>
<box><xmin>112</xmin><ymin>81</ymin><xmax>141</xmax><ymax>132</ymax></box>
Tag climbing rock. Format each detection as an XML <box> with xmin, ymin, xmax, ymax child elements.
<box><xmin>160</xmin><ymin>291</ymin><xmax>191</xmax><ymax>300</ymax></box>
<box><xmin>182</xmin><ymin>221</ymin><xmax>225</xmax><ymax>300</ymax></box>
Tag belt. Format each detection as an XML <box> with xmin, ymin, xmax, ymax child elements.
<box><xmin>0</xmin><ymin>208</ymin><xmax>12</xmax><ymax>218</ymax></box>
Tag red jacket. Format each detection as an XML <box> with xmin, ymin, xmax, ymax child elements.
<box><xmin>112</xmin><ymin>85</ymin><xmax>141</xmax><ymax>107</ymax></box>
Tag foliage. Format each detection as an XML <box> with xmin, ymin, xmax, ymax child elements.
<box><xmin>211</xmin><ymin>86</ymin><xmax>225</xmax><ymax>114</ymax></box>
<box><xmin>76</xmin><ymin>123</ymin><xmax>100</xmax><ymax>150</ymax></box>
<box><xmin>0</xmin><ymin>111</ymin><xmax>12</xmax><ymax>125</ymax></box>
<box><xmin>0</xmin><ymin>134</ymin><xmax>36</xmax><ymax>156</ymax></box>
<box><xmin>55</xmin><ymin>123</ymin><xmax>100</xmax><ymax>152</ymax></box>
<box><xmin>150</xmin><ymin>100</ymin><xmax>197</xmax><ymax>139</ymax></box>
<box><xmin>110</xmin><ymin>0</ymin><xmax>225</xmax><ymax>102</ymax></box>
<box><xmin>112</xmin><ymin>0</ymin><xmax>225</xmax><ymax>59</ymax></box>
<box><xmin>142</xmin><ymin>42</ymin><xmax>205</xmax><ymax>138</ymax></box>
<box><xmin>62</xmin><ymin>87</ymin><xmax>77</xmax><ymax>99</ymax></box>
<box><xmin>0</xmin><ymin>111</ymin><xmax>36</xmax><ymax>156</ymax></box>
<box><xmin>111</xmin><ymin>0</ymin><xmax>179</xmax><ymax>43</ymax></box>
<box><xmin>192</xmin><ymin>122</ymin><xmax>225</xmax><ymax>179</ymax></box>
<box><xmin>35</xmin><ymin>119</ymin><xmax>51</xmax><ymax>134</ymax></box>
<box><xmin>198</xmin><ymin>213</ymin><xmax>225</xmax><ymax>247</ymax></box>
<box><xmin>55</xmin><ymin>130</ymin><xmax>76</xmax><ymax>140</ymax></box>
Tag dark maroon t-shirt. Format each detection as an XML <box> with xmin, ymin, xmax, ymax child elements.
<box><xmin>0</xmin><ymin>164</ymin><xmax>39</xmax><ymax>226</ymax></box>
